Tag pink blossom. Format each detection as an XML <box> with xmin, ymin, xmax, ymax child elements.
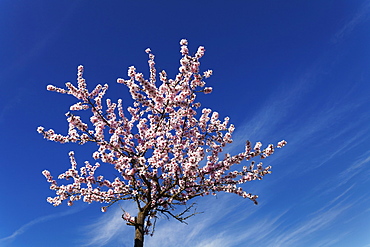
<box><xmin>195</xmin><ymin>46</ymin><xmax>205</xmax><ymax>58</ymax></box>
<box><xmin>203</xmin><ymin>69</ymin><xmax>213</xmax><ymax>78</ymax></box>
<box><xmin>47</xmin><ymin>85</ymin><xmax>56</xmax><ymax>91</ymax></box>
<box><xmin>180</xmin><ymin>45</ymin><xmax>188</xmax><ymax>55</ymax></box>
<box><xmin>203</xmin><ymin>87</ymin><xmax>213</xmax><ymax>94</ymax></box>
<box><xmin>39</xmin><ymin>39</ymin><xmax>286</xmax><ymax>239</ymax></box>
<box><xmin>180</xmin><ymin>39</ymin><xmax>188</xmax><ymax>45</ymax></box>
<box><xmin>277</xmin><ymin>140</ymin><xmax>287</xmax><ymax>148</ymax></box>
<box><xmin>254</xmin><ymin>142</ymin><xmax>262</xmax><ymax>151</ymax></box>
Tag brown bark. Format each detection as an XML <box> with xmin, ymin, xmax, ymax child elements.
<box><xmin>134</xmin><ymin>211</ymin><xmax>145</xmax><ymax>247</ymax></box>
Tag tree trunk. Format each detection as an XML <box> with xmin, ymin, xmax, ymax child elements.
<box><xmin>134</xmin><ymin>211</ymin><xmax>145</xmax><ymax>247</ymax></box>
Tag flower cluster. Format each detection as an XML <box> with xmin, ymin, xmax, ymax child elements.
<box><xmin>39</xmin><ymin>39</ymin><xmax>286</xmax><ymax>232</ymax></box>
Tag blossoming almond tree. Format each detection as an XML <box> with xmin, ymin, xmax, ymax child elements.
<box><xmin>38</xmin><ymin>39</ymin><xmax>286</xmax><ymax>247</ymax></box>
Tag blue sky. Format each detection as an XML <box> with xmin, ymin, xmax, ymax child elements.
<box><xmin>1</xmin><ymin>1</ymin><xmax>370</xmax><ymax>246</ymax></box>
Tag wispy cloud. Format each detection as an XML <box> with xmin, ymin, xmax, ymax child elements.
<box><xmin>312</xmin><ymin>124</ymin><xmax>368</xmax><ymax>169</ymax></box>
<box><xmin>145</xmin><ymin>195</ymin><xmax>240</xmax><ymax>247</ymax></box>
<box><xmin>336</xmin><ymin>151</ymin><xmax>370</xmax><ymax>187</ymax></box>
<box><xmin>332</xmin><ymin>0</ymin><xmax>370</xmax><ymax>43</ymax></box>
<box><xmin>141</xmin><ymin>193</ymin><xmax>354</xmax><ymax>247</ymax></box>
<box><xmin>0</xmin><ymin>206</ymin><xmax>83</xmax><ymax>245</ymax></box>
<box><xmin>313</xmin><ymin>234</ymin><xmax>350</xmax><ymax>247</ymax></box>
<box><xmin>146</xmin><ymin>195</ymin><xmax>285</xmax><ymax>247</ymax></box>
<box><xmin>81</xmin><ymin>194</ymin><xmax>265</xmax><ymax>247</ymax></box>
<box><xmin>270</xmin><ymin>198</ymin><xmax>354</xmax><ymax>247</ymax></box>
<box><xmin>311</xmin><ymin>149</ymin><xmax>370</xmax><ymax>199</ymax></box>
<box><xmin>232</xmin><ymin>67</ymin><xmax>317</xmax><ymax>144</ymax></box>
<box><xmin>140</xmin><ymin>191</ymin><xmax>357</xmax><ymax>247</ymax></box>
<box><xmin>80</xmin><ymin>202</ymin><xmax>137</xmax><ymax>247</ymax></box>
<box><xmin>230</xmin><ymin>0</ymin><xmax>370</xmax><ymax>158</ymax></box>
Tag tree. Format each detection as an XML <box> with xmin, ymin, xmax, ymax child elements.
<box><xmin>38</xmin><ymin>39</ymin><xmax>287</xmax><ymax>247</ymax></box>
